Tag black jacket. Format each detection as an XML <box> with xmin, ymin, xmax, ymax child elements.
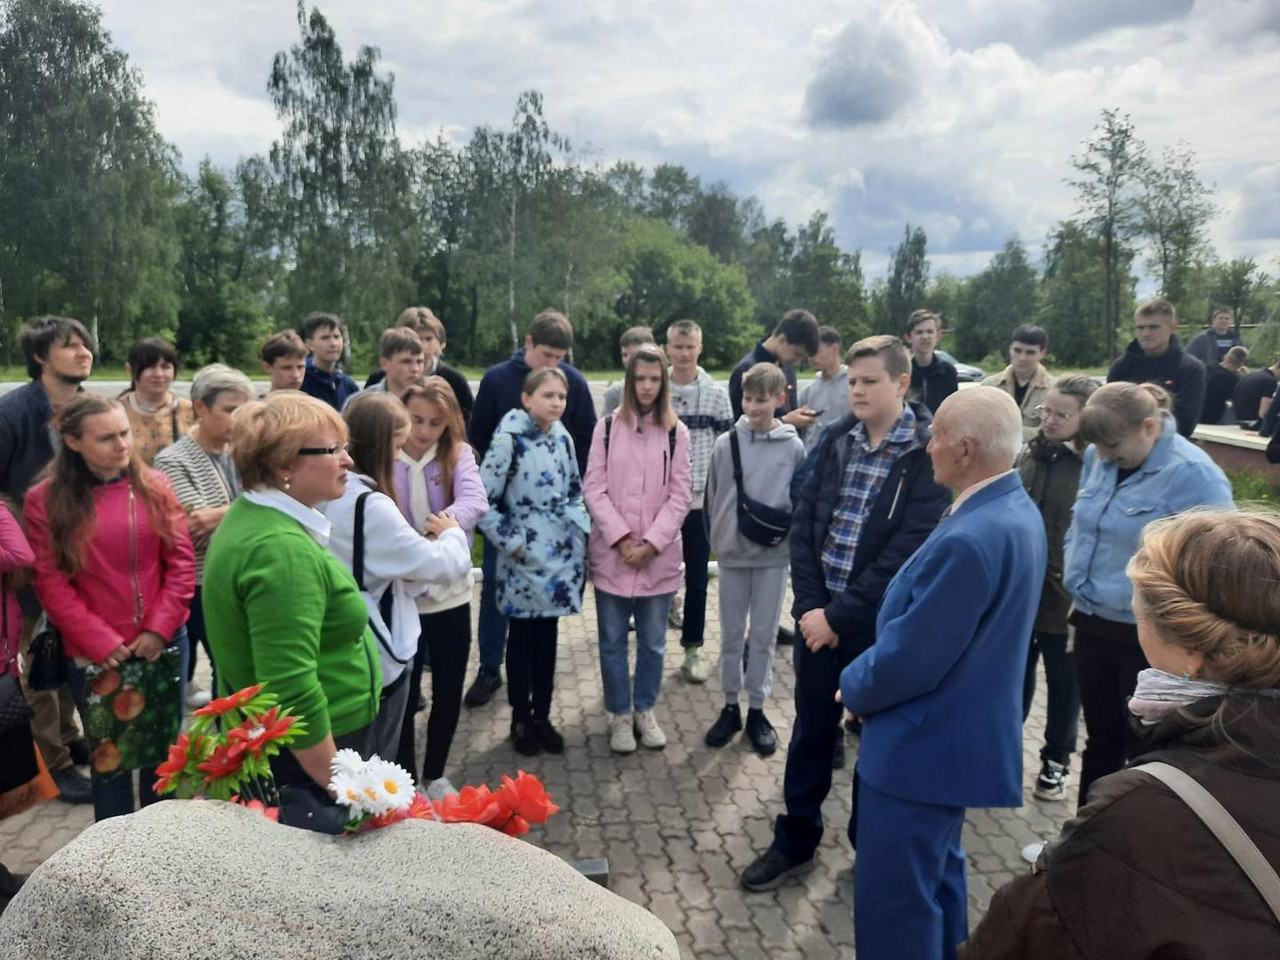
<box><xmin>363</xmin><ymin>360</ymin><xmax>475</xmax><ymax>426</ymax></box>
<box><xmin>910</xmin><ymin>355</ymin><xmax>958</xmax><ymax>413</ymax></box>
<box><xmin>789</xmin><ymin>402</ymin><xmax>950</xmax><ymax>650</ymax></box>
<box><xmin>728</xmin><ymin>340</ymin><xmax>798</xmax><ymax>421</ymax></box>
<box><xmin>1016</xmin><ymin>434</ymin><xmax>1084</xmax><ymax>636</ymax></box>
<box><xmin>1107</xmin><ymin>336</ymin><xmax>1206</xmax><ymax>438</ymax></box>
<box><xmin>0</xmin><ymin>379</ymin><xmax>58</xmax><ymax>503</ymax></box>
<box><xmin>1233</xmin><ymin>368</ymin><xmax>1276</xmax><ymax>425</ymax></box>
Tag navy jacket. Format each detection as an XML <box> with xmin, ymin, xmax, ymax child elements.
<box><xmin>728</xmin><ymin>340</ymin><xmax>799</xmax><ymax>421</ymax></box>
<box><xmin>1107</xmin><ymin>337</ymin><xmax>1206</xmax><ymax>438</ymax></box>
<box><xmin>789</xmin><ymin>402</ymin><xmax>950</xmax><ymax>650</ymax></box>
<box><xmin>840</xmin><ymin>471</ymin><xmax>1048</xmax><ymax>809</ymax></box>
<box><xmin>0</xmin><ymin>379</ymin><xmax>58</xmax><ymax>503</ymax></box>
<box><xmin>301</xmin><ymin>358</ymin><xmax>360</xmax><ymax>411</ymax></box>
<box><xmin>468</xmin><ymin>349</ymin><xmax>596</xmax><ymax>476</ymax></box>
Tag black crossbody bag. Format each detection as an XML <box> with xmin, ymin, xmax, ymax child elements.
<box><xmin>729</xmin><ymin>431</ymin><xmax>792</xmax><ymax>547</ymax></box>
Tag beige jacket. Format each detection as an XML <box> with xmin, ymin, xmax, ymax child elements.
<box><xmin>981</xmin><ymin>364</ymin><xmax>1053</xmax><ymax>439</ymax></box>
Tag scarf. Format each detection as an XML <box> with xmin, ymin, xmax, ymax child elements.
<box><xmin>397</xmin><ymin>444</ymin><xmax>437</xmax><ymax>530</ymax></box>
<box><xmin>1129</xmin><ymin>668</ymin><xmax>1230</xmax><ymax>725</ymax></box>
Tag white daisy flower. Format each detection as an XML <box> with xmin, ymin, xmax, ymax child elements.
<box><xmin>329</xmin><ymin>772</ymin><xmax>365</xmax><ymax>811</ymax></box>
<box><xmin>364</xmin><ymin>758</ymin><xmax>415</xmax><ymax>811</ymax></box>
<box><xmin>329</xmin><ymin>748</ymin><xmax>365</xmax><ymax>781</ymax></box>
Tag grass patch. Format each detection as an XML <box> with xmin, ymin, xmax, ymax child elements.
<box><xmin>1228</xmin><ymin>468</ymin><xmax>1280</xmax><ymax>507</ymax></box>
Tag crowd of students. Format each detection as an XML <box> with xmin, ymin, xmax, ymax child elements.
<box><xmin>1</xmin><ymin>297</ymin><xmax>1277</xmax><ymax>957</ymax></box>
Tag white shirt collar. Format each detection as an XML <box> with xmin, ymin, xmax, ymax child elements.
<box><xmin>949</xmin><ymin>469</ymin><xmax>1014</xmax><ymax>515</ymax></box>
<box><xmin>244</xmin><ymin>487</ymin><xmax>332</xmax><ymax>545</ymax></box>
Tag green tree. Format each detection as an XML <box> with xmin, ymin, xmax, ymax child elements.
<box><xmin>266</xmin><ymin>2</ymin><xmax>415</xmax><ymax>342</ymax></box>
<box><xmin>1207</xmin><ymin>258</ymin><xmax>1268</xmax><ymax>328</ymax></box>
<box><xmin>1067</xmin><ymin>109</ymin><xmax>1146</xmax><ymax>362</ymax></box>
<box><xmin>954</xmin><ymin>238</ymin><xmax>1037</xmax><ymax>361</ymax></box>
<box><xmin>1139</xmin><ymin>143</ymin><xmax>1215</xmax><ymax>307</ymax></box>
<box><xmin>738</xmin><ymin>201</ymin><xmax>795</xmax><ymax>334</ymax></box>
<box><xmin>0</xmin><ymin>0</ymin><xmax>180</xmax><ymax>362</ymax></box>
<box><xmin>886</xmin><ymin>224</ymin><xmax>929</xmax><ymax>327</ymax></box>
<box><xmin>1035</xmin><ymin>221</ymin><xmax>1132</xmax><ymax>367</ymax></box>
<box><xmin>790</xmin><ymin>211</ymin><xmax>866</xmax><ymax>337</ymax></box>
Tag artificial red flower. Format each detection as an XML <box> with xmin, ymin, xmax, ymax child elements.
<box><xmin>194</xmin><ymin>684</ymin><xmax>264</xmax><ymax>718</ymax></box>
<box><xmin>433</xmin><ymin>784</ymin><xmax>506</xmax><ymax>828</ymax></box>
<box><xmin>227</xmin><ymin>706</ymin><xmax>296</xmax><ymax>756</ymax></box>
<box><xmin>405</xmin><ymin>792</ymin><xmax>435</xmax><ymax>821</ymax></box>
<box><xmin>198</xmin><ymin>740</ymin><xmax>248</xmax><ymax>782</ymax></box>
<box><xmin>501</xmin><ymin>814</ymin><xmax>530</xmax><ymax>837</ymax></box>
<box><xmin>153</xmin><ymin>732</ymin><xmax>194</xmax><ymax>793</ymax></box>
<box><xmin>231</xmin><ymin>796</ymin><xmax>281</xmax><ymax>822</ymax></box>
<box><xmin>497</xmin><ymin>771</ymin><xmax>560</xmax><ymax>825</ymax></box>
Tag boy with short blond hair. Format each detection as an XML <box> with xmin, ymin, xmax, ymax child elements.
<box><xmin>704</xmin><ymin>362</ymin><xmax>805</xmax><ymax>755</ymax></box>
<box><xmin>601</xmin><ymin>325</ymin><xmax>657</xmax><ymax>417</ymax></box>
<box><xmin>799</xmin><ymin>325</ymin><xmax>851</xmax><ymax>452</ymax></box>
<box><xmin>345</xmin><ymin>326</ymin><xmax>426</xmax><ymax>409</ymax></box>
<box><xmin>260</xmin><ymin>330</ymin><xmax>308</xmax><ymax>393</ymax></box>
<box><xmin>364</xmin><ymin>307</ymin><xmax>474</xmax><ymax>423</ymax></box>
<box><xmin>665</xmin><ymin>319</ymin><xmax>733</xmax><ymax>681</ymax></box>
<box><xmin>741</xmin><ymin>334</ymin><xmax>950</xmax><ymax>891</ymax></box>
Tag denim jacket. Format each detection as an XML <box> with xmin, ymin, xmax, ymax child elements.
<box><xmin>1063</xmin><ymin>415</ymin><xmax>1234</xmax><ymax>624</ymax></box>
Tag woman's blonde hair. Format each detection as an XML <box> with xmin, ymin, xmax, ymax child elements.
<box><xmin>400</xmin><ymin>377</ymin><xmax>467</xmax><ymax>503</ymax></box>
<box><xmin>1128</xmin><ymin>511</ymin><xmax>1280</xmax><ymax>689</ymax></box>
<box><xmin>231</xmin><ymin>392</ymin><xmax>346</xmax><ymax>491</ymax></box>
<box><xmin>1078</xmin><ymin>381</ymin><xmax>1171</xmax><ymax>448</ymax></box>
<box><xmin>344</xmin><ymin>392</ymin><xmax>410</xmax><ymax>508</ymax></box>
<box><xmin>616</xmin><ymin>344</ymin><xmax>677</xmax><ymax>431</ymax></box>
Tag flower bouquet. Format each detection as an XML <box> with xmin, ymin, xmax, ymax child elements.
<box><xmin>152</xmin><ymin>683</ymin><xmax>304</xmax><ymax>817</ymax></box>
<box><xmin>329</xmin><ymin>750</ymin><xmax>560</xmax><ymax>838</ymax></box>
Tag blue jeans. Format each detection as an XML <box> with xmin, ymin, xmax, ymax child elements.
<box><xmin>477</xmin><ymin>537</ymin><xmax>508</xmax><ymax>673</ymax></box>
<box><xmin>67</xmin><ymin>626</ymin><xmax>189</xmax><ymax>822</ymax></box>
<box><xmin>595</xmin><ymin>590</ymin><xmax>673</xmax><ymax>714</ymax></box>
<box><xmin>679</xmin><ymin>508</ymin><xmax>711</xmax><ymax>649</ymax></box>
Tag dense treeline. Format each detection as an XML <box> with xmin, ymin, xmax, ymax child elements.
<box><xmin>1</xmin><ymin>0</ymin><xmax>1276</xmax><ymax>374</ymax></box>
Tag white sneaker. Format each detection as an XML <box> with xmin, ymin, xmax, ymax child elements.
<box><xmin>185</xmin><ymin>686</ymin><xmax>212</xmax><ymax>710</ymax></box>
<box><xmin>682</xmin><ymin>647</ymin><xmax>708</xmax><ymax>683</ymax></box>
<box><xmin>609</xmin><ymin>713</ymin><xmax>637</xmax><ymax>753</ymax></box>
<box><xmin>634</xmin><ymin>709</ymin><xmax>667</xmax><ymax>750</ymax></box>
<box><xmin>424</xmin><ymin>777</ymin><xmax>457</xmax><ymax>802</ymax></box>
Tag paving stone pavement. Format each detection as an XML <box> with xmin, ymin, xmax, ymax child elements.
<box><xmin>0</xmin><ymin>578</ymin><xmax>1080</xmax><ymax>958</ymax></box>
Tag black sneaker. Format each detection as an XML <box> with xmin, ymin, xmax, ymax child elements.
<box><xmin>1033</xmin><ymin>760</ymin><xmax>1070</xmax><ymax>801</ymax></box>
<box><xmin>776</xmin><ymin>626</ymin><xmax>795</xmax><ymax>646</ymax></box>
<box><xmin>843</xmin><ymin>715</ymin><xmax>862</xmax><ymax>737</ymax></box>
<box><xmin>52</xmin><ymin>766</ymin><xmax>92</xmax><ymax>804</ymax></box>
<box><xmin>740</xmin><ymin>847</ymin><xmax>816</xmax><ymax>892</ymax></box>
<box><xmin>67</xmin><ymin>739</ymin><xmax>91</xmax><ymax>767</ymax></box>
<box><xmin>511</xmin><ymin>721</ymin><xmax>541</xmax><ymax>756</ymax></box>
<box><xmin>531</xmin><ymin>719</ymin><xmax>565</xmax><ymax>755</ymax></box>
<box><xmin>705</xmin><ymin>704</ymin><xmax>743</xmax><ymax>748</ymax></box>
<box><xmin>745</xmin><ymin>708</ymin><xmax>777</xmax><ymax>757</ymax></box>
<box><xmin>831</xmin><ymin>731</ymin><xmax>845</xmax><ymax>769</ymax></box>
<box><xmin>464</xmin><ymin>667</ymin><xmax>503</xmax><ymax>708</ymax></box>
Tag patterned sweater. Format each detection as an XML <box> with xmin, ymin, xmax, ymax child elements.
<box><xmin>670</xmin><ymin>367</ymin><xmax>733</xmax><ymax>498</ymax></box>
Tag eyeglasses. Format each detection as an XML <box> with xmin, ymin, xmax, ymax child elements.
<box><xmin>297</xmin><ymin>443</ymin><xmax>350</xmax><ymax>457</ymax></box>
<box><xmin>1034</xmin><ymin>405</ymin><xmax>1077</xmax><ymax>422</ymax></box>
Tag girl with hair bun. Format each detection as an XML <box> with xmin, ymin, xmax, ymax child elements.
<box><xmin>962</xmin><ymin>510</ymin><xmax>1280</xmax><ymax>959</ymax></box>
<box><xmin>1062</xmin><ymin>381</ymin><xmax>1234</xmax><ymax>806</ymax></box>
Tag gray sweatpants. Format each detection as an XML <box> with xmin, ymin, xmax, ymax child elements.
<box><xmin>717</xmin><ymin>565</ymin><xmax>788</xmax><ymax>710</ymax></box>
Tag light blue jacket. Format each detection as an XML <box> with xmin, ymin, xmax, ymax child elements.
<box><xmin>1063</xmin><ymin>415</ymin><xmax>1234</xmax><ymax>624</ymax></box>
<box><xmin>477</xmin><ymin>409</ymin><xmax>591</xmax><ymax>618</ymax></box>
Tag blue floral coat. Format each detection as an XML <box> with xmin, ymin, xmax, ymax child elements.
<box><xmin>477</xmin><ymin>409</ymin><xmax>591</xmax><ymax>618</ymax></box>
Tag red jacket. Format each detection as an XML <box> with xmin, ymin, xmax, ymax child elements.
<box><xmin>0</xmin><ymin>507</ymin><xmax>34</xmax><ymax>676</ymax></box>
<box><xmin>24</xmin><ymin>472</ymin><xmax>195</xmax><ymax>663</ymax></box>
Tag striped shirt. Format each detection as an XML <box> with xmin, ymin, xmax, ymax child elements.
<box><xmin>153</xmin><ymin>433</ymin><xmax>237</xmax><ymax>584</ymax></box>
<box><xmin>821</xmin><ymin>405</ymin><xmax>921</xmax><ymax>595</ymax></box>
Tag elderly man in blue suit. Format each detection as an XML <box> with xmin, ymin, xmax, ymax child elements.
<box><xmin>838</xmin><ymin>387</ymin><xmax>1048</xmax><ymax>960</ymax></box>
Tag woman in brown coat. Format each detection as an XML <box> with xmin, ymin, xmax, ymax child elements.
<box><xmin>961</xmin><ymin>510</ymin><xmax>1280</xmax><ymax>958</ymax></box>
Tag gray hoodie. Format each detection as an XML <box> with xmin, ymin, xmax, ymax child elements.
<box><xmin>705</xmin><ymin>416</ymin><xmax>805</xmax><ymax>568</ymax></box>
<box><xmin>799</xmin><ymin>365</ymin><xmax>851</xmax><ymax>452</ymax></box>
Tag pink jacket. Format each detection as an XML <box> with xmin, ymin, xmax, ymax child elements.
<box><xmin>24</xmin><ymin>472</ymin><xmax>196</xmax><ymax>663</ymax></box>
<box><xmin>584</xmin><ymin>412</ymin><xmax>693</xmax><ymax>597</ymax></box>
<box><xmin>0</xmin><ymin>508</ymin><xmax>34</xmax><ymax>677</ymax></box>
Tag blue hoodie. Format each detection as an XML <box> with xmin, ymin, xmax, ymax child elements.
<box><xmin>1063</xmin><ymin>414</ymin><xmax>1234</xmax><ymax>624</ymax></box>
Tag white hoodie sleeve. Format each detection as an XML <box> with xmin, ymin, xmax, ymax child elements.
<box><xmin>359</xmin><ymin>491</ymin><xmax>472</xmax><ymax>590</ymax></box>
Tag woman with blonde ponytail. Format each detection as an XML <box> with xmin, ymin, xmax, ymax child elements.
<box><xmin>1062</xmin><ymin>382</ymin><xmax>1234</xmax><ymax>807</ymax></box>
<box><xmin>962</xmin><ymin>511</ymin><xmax>1280</xmax><ymax>959</ymax></box>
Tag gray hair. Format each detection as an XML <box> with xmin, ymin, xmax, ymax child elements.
<box><xmin>191</xmin><ymin>363</ymin><xmax>254</xmax><ymax>408</ymax></box>
<box><xmin>937</xmin><ymin>387</ymin><xmax>1023</xmax><ymax>468</ymax></box>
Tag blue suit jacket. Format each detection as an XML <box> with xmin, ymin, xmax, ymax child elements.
<box><xmin>839</xmin><ymin>471</ymin><xmax>1047</xmax><ymax>809</ymax></box>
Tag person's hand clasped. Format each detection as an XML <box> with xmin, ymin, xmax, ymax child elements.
<box><xmin>126</xmin><ymin>630</ymin><xmax>167</xmax><ymax>663</ymax></box>
<box><xmin>618</xmin><ymin>538</ymin><xmax>656</xmax><ymax>569</ymax></box>
<box><xmin>800</xmin><ymin>608</ymin><xmax>839</xmax><ymax>651</ymax></box>
<box><xmin>834</xmin><ymin>689</ymin><xmax>862</xmax><ymax>726</ymax></box>
<box><xmin>424</xmin><ymin>511</ymin><xmax>460</xmax><ymax>539</ymax></box>
<box><xmin>101</xmin><ymin>644</ymin><xmax>132</xmax><ymax>670</ymax></box>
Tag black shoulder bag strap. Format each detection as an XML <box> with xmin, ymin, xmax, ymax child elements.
<box><xmin>171</xmin><ymin>398</ymin><xmax>181</xmax><ymax>443</ymax></box>
<box><xmin>729</xmin><ymin>428</ymin><xmax>746</xmax><ymax>498</ymax></box>
<box><xmin>604</xmin><ymin>413</ymin><xmax>676</xmax><ymax>472</ymax></box>
<box><xmin>353</xmin><ymin>491</ymin><xmax>410</xmax><ymax>665</ymax></box>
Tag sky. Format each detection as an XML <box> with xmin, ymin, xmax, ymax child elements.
<box><xmin>97</xmin><ymin>0</ymin><xmax>1280</xmax><ymax>285</ymax></box>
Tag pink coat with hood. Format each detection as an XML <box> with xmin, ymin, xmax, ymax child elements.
<box><xmin>584</xmin><ymin>410</ymin><xmax>693</xmax><ymax>597</ymax></box>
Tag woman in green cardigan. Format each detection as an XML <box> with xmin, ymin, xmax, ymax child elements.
<box><xmin>203</xmin><ymin>392</ymin><xmax>381</xmax><ymax>789</ymax></box>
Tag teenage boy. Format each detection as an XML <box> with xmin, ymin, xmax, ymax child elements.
<box><xmin>729</xmin><ymin>309</ymin><xmax>821</xmax><ymax>425</ymax></box>
<box><xmin>1185</xmin><ymin>306</ymin><xmax>1245</xmax><ymax>367</ymax></box>
<box><xmin>798</xmin><ymin>326</ymin><xmax>851</xmax><ymax>453</ymax></box>
<box><xmin>366</xmin><ymin>307</ymin><xmax>474</xmax><ymax>424</ymax></box>
<box><xmin>665</xmin><ymin>319</ymin><xmax>733</xmax><ymax>683</ymax></box>
<box><xmin>464</xmin><ymin>310</ymin><xmax>598</xmax><ymax>707</ymax></box>
<box><xmin>980</xmin><ymin>324</ymin><xmax>1054</xmax><ymax>438</ymax></box>
<box><xmin>1234</xmin><ymin>356</ymin><xmax>1280</xmax><ymax>427</ymax></box>
<box><xmin>740</xmin><ymin>334</ymin><xmax>950</xmax><ymax>892</ymax></box>
<box><xmin>0</xmin><ymin>315</ymin><xmax>96</xmax><ymax>805</ymax></box>
<box><xmin>1201</xmin><ymin>345</ymin><xmax>1249</xmax><ymax>424</ymax></box>
<box><xmin>299</xmin><ymin>312</ymin><xmax>359</xmax><ymax>411</ymax></box>
<box><xmin>1107</xmin><ymin>298</ymin><xmax>1206</xmax><ymax>437</ymax></box>
<box><xmin>345</xmin><ymin>327</ymin><xmax>426</xmax><ymax>409</ymax></box>
<box><xmin>259</xmin><ymin>330</ymin><xmax>308</xmax><ymax>393</ymax></box>
<box><xmin>704</xmin><ymin>363</ymin><xmax>805</xmax><ymax>754</ymax></box>
<box><xmin>905</xmin><ymin>309</ymin><xmax>958</xmax><ymax>414</ymax></box>
<box><xmin>602</xmin><ymin>326</ymin><xmax>657</xmax><ymax>417</ymax></box>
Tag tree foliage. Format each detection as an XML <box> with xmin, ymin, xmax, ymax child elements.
<box><xmin>954</xmin><ymin>238</ymin><xmax>1038</xmax><ymax>361</ymax></box>
<box><xmin>886</xmin><ymin>224</ymin><xmax>930</xmax><ymax>328</ymax></box>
